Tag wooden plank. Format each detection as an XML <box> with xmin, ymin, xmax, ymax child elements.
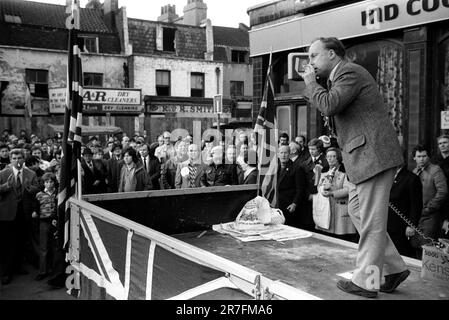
<box><xmin>175</xmin><ymin>231</ymin><xmax>449</xmax><ymax>300</ymax></box>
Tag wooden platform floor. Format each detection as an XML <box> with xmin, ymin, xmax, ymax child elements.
<box><xmin>176</xmin><ymin>231</ymin><xmax>449</xmax><ymax>300</ymax></box>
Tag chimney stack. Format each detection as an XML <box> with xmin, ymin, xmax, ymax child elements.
<box><xmin>158</xmin><ymin>4</ymin><xmax>179</xmax><ymax>23</ymax></box>
<box><xmin>103</xmin><ymin>0</ymin><xmax>119</xmax><ymax>28</ymax></box>
<box><xmin>183</xmin><ymin>0</ymin><xmax>207</xmax><ymax>26</ymax></box>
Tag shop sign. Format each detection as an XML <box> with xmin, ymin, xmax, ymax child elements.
<box><xmin>49</xmin><ymin>88</ymin><xmax>142</xmax><ymax>114</ymax></box>
<box><xmin>148</xmin><ymin>104</ymin><xmax>232</xmax><ymax>118</ymax></box>
<box><xmin>83</xmin><ymin>88</ymin><xmax>141</xmax><ymax>105</ymax></box>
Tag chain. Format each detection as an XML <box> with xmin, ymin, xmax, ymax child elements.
<box><xmin>389</xmin><ymin>202</ymin><xmax>446</xmax><ymax>251</ymax></box>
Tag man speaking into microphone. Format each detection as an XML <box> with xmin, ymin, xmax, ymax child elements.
<box><xmin>300</xmin><ymin>37</ymin><xmax>410</xmax><ymax>298</ymax></box>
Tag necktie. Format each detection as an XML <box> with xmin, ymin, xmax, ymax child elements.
<box><xmin>188</xmin><ymin>164</ymin><xmax>197</xmax><ymax>188</ymax></box>
<box><xmin>143</xmin><ymin>157</ymin><xmax>147</xmax><ymax>172</ymax></box>
<box><xmin>16</xmin><ymin>170</ymin><xmax>22</xmax><ymax>199</ymax></box>
<box><xmin>88</xmin><ymin>162</ymin><xmax>94</xmax><ymax>172</ymax></box>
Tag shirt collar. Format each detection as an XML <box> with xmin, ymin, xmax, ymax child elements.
<box><xmin>329</xmin><ymin>60</ymin><xmax>343</xmax><ymax>83</ymax></box>
<box><xmin>44</xmin><ymin>188</ymin><xmax>55</xmax><ymax>195</ymax></box>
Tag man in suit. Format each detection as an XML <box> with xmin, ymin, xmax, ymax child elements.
<box><xmin>81</xmin><ymin>148</ymin><xmax>108</xmax><ymax>194</ymax></box>
<box><xmin>106</xmin><ymin>143</ymin><xmax>123</xmax><ymax>193</ymax></box>
<box><xmin>276</xmin><ymin>145</ymin><xmax>308</xmax><ymax>229</ymax></box>
<box><xmin>0</xmin><ymin>149</ymin><xmax>39</xmax><ymax>285</ymax></box>
<box><xmin>175</xmin><ymin>144</ymin><xmax>207</xmax><ymax>189</ymax></box>
<box><xmin>301</xmin><ymin>37</ymin><xmax>408</xmax><ymax>298</ymax></box>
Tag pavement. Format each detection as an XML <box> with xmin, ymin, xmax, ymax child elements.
<box><xmin>0</xmin><ymin>264</ymin><xmax>77</xmax><ymax>300</ymax></box>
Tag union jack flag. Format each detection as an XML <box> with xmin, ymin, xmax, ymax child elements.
<box><xmin>58</xmin><ymin>0</ymin><xmax>83</xmax><ymax>250</ymax></box>
<box><xmin>254</xmin><ymin>52</ymin><xmax>278</xmax><ymax>207</ymax></box>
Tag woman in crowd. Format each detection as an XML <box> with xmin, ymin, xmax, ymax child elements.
<box><xmin>316</xmin><ymin>147</ymin><xmax>357</xmax><ymax>242</ymax></box>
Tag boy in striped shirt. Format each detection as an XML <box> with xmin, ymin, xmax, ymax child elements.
<box><xmin>32</xmin><ymin>172</ymin><xmax>58</xmax><ymax>281</ymax></box>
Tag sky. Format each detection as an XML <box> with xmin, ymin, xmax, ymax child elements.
<box><xmin>31</xmin><ymin>0</ymin><xmax>265</xmax><ymax>28</ymax></box>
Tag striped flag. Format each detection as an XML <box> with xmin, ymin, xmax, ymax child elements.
<box><xmin>254</xmin><ymin>52</ymin><xmax>278</xmax><ymax>207</ymax></box>
<box><xmin>58</xmin><ymin>0</ymin><xmax>83</xmax><ymax>250</ymax></box>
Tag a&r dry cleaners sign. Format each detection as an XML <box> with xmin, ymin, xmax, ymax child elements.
<box><xmin>49</xmin><ymin>88</ymin><xmax>143</xmax><ymax>114</ymax></box>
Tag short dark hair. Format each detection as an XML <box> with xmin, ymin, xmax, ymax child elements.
<box><xmin>0</xmin><ymin>143</ymin><xmax>8</xmax><ymax>151</ymax></box>
<box><xmin>412</xmin><ymin>144</ymin><xmax>430</xmax><ymax>157</ymax></box>
<box><xmin>123</xmin><ymin>147</ymin><xmax>139</xmax><ymax>163</ymax></box>
<box><xmin>308</xmin><ymin>138</ymin><xmax>324</xmax><ymax>153</ymax></box>
<box><xmin>25</xmin><ymin>156</ymin><xmax>40</xmax><ymax>167</ymax></box>
<box><xmin>42</xmin><ymin>172</ymin><xmax>57</xmax><ymax>184</ymax></box>
<box><xmin>279</xmin><ymin>133</ymin><xmax>289</xmax><ymax>140</ymax></box>
<box><xmin>326</xmin><ymin>147</ymin><xmax>343</xmax><ymax>163</ymax></box>
<box><xmin>313</xmin><ymin>37</ymin><xmax>346</xmax><ymax>58</ymax></box>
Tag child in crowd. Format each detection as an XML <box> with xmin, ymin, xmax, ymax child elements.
<box><xmin>32</xmin><ymin>172</ymin><xmax>58</xmax><ymax>281</ymax></box>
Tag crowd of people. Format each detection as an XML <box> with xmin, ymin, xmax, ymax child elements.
<box><xmin>0</xmin><ymin>126</ymin><xmax>448</xmax><ymax>287</ymax></box>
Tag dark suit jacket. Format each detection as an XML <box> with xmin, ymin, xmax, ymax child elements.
<box><xmin>388</xmin><ymin>167</ymin><xmax>423</xmax><ymax>255</ymax></box>
<box><xmin>305</xmin><ymin>60</ymin><xmax>403</xmax><ymax>184</ymax></box>
<box><xmin>238</xmin><ymin>168</ymin><xmax>258</xmax><ymax>185</ymax></box>
<box><xmin>0</xmin><ymin>166</ymin><xmax>39</xmax><ymax>221</ymax></box>
<box><xmin>388</xmin><ymin>167</ymin><xmax>423</xmax><ymax>234</ymax></box>
<box><xmin>106</xmin><ymin>157</ymin><xmax>123</xmax><ymax>193</ymax></box>
<box><xmin>81</xmin><ymin>159</ymin><xmax>108</xmax><ymax>194</ymax></box>
<box><xmin>277</xmin><ymin>160</ymin><xmax>307</xmax><ymax>211</ymax></box>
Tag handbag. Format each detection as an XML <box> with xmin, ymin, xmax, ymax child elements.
<box><xmin>312</xmin><ymin>191</ymin><xmax>331</xmax><ymax>229</ymax></box>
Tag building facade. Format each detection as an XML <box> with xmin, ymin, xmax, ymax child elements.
<box><xmin>248</xmin><ymin>0</ymin><xmax>449</xmax><ymax>165</ymax></box>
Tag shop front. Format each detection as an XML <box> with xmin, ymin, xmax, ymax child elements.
<box><xmin>249</xmin><ymin>0</ymin><xmax>449</xmax><ymax>164</ymax></box>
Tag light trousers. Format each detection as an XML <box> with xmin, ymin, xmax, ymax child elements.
<box><xmin>347</xmin><ymin>168</ymin><xmax>407</xmax><ymax>291</ymax></box>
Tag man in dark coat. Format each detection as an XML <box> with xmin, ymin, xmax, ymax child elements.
<box><xmin>387</xmin><ymin>165</ymin><xmax>422</xmax><ymax>257</ymax></box>
<box><xmin>81</xmin><ymin>147</ymin><xmax>108</xmax><ymax>195</ymax></box>
<box><xmin>106</xmin><ymin>143</ymin><xmax>123</xmax><ymax>193</ymax></box>
<box><xmin>276</xmin><ymin>145</ymin><xmax>308</xmax><ymax>229</ymax></box>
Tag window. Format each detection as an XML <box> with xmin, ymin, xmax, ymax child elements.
<box><xmin>25</xmin><ymin>69</ymin><xmax>48</xmax><ymax>98</ymax></box>
<box><xmin>163</xmin><ymin>28</ymin><xmax>176</xmax><ymax>52</ymax></box>
<box><xmin>156</xmin><ymin>70</ymin><xmax>171</xmax><ymax>96</ymax></box>
<box><xmin>4</xmin><ymin>15</ymin><xmax>21</xmax><ymax>23</ymax></box>
<box><xmin>84</xmin><ymin>73</ymin><xmax>103</xmax><ymax>87</ymax></box>
<box><xmin>81</xmin><ymin>36</ymin><xmax>98</xmax><ymax>53</ymax></box>
<box><xmin>191</xmin><ymin>73</ymin><xmax>204</xmax><ymax>98</ymax></box>
<box><xmin>230</xmin><ymin>81</ymin><xmax>244</xmax><ymax>97</ymax></box>
<box><xmin>156</xmin><ymin>26</ymin><xmax>176</xmax><ymax>52</ymax></box>
<box><xmin>231</xmin><ymin>50</ymin><xmax>248</xmax><ymax>63</ymax></box>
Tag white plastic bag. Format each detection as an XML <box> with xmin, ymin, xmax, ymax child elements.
<box><xmin>235</xmin><ymin>196</ymin><xmax>285</xmax><ymax>230</ymax></box>
<box><xmin>312</xmin><ymin>192</ymin><xmax>331</xmax><ymax>229</ymax></box>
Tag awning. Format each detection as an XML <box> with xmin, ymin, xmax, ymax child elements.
<box><xmin>48</xmin><ymin>124</ymin><xmax>122</xmax><ymax>136</ymax></box>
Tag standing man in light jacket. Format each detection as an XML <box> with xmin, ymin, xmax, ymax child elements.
<box><xmin>301</xmin><ymin>37</ymin><xmax>408</xmax><ymax>298</ymax></box>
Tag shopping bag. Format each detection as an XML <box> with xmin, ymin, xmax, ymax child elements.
<box><xmin>312</xmin><ymin>192</ymin><xmax>331</xmax><ymax>229</ymax></box>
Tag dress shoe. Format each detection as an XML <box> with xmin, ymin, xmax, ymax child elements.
<box><xmin>337</xmin><ymin>280</ymin><xmax>377</xmax><ymax>298</ymax></box>
<box><xmin>35</xmin><ymin>273</ymin><xmax>48</xmax><ymax>281</ymax></box>
<box><xmin>380</xmin><ymin>270</ymin><xmax>411</xmax><ymax>293</ymax></box>
<box><xmin>1</xmin><ymin>275</ymin><xmax>12</xmax><ymax>285</ymax></box>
